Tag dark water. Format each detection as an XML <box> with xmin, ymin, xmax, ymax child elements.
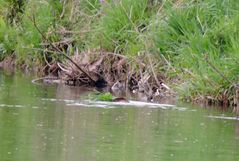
<box><xmin>0</xmin><ymin>70</ymin><xmax>239</xmax><ymax>161</ymax></box>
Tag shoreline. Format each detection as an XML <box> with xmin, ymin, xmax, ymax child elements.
<box><xmin>0</xmin><ymin>0</ymin><xmax>239</xmax><ymax>108</ymax></box>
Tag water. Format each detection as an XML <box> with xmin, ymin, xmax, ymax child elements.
<box><xmin>0</xmin><ymin>70</ymin><xmax>239</xmax><ymax>161</ymax></box>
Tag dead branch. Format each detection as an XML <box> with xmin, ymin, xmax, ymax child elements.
<box><xmin>57</xmin><ymin>62</ymin><xmax>70</xmax><ymax>73</ymax></box>
<box><xmin>147</xmin><ymin>54</ymin><xmax>161</xmax><ymax>87</ymax></box>
<box><xmin>29</xmin><ymin>14</ymin><xmax>97</xmax><ymax>84</ymax></box>
<box><xmin>204</xmin><ymin>54</ymin><xmax>232</xmax><ymax>85</ymax></box>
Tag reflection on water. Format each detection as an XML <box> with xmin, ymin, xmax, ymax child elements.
<box><xmin>0</xmin><ymin>70</ymin><xmax>239</xmax><ymax>161</ymax></box>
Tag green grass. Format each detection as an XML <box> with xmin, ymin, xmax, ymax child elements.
<box><xmin>86</xmin><ymin>0</ymin><xmax>159</xmax><ymax>56</ymax></box>
<box><xmin>0</xmin><ymin>0</ymin><xmax>61</xmax><ymax>64</ymax></box>
<box><xmin>151</xmin><ymin>0</ymin><xmax>239</xmax><ymax>102</ymax></box>
<box><xmin>0</xmin><ymin>17</ymin><xmax>16</xmax><ymax>59</ymax></box>
<box><xmin>0</xmin><ymin>0</ymin><xmax>239</xmax><ymax>104</ymax></box>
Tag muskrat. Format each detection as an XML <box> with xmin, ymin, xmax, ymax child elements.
<box><xmin>112</xmin><ymin>97</ymin><xmax>129</xmax><ymax>102</ymax></box>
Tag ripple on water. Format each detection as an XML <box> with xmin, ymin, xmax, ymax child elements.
<box><xmin>0</xmin><ymin>104</ymin><xmax>25</xmax><ymax>108</ymax></box>
<box><xmin>41</xmin><ymin>98</ymin><xmax>193</xmax><ymax>111</ymax></box>
<box><xmin>41</xmin><ymin>98</ymin><xmax>75</xmax><ymax>103</ymax></box>
<box><xmin>207</xmin><ymin>115</ymin><xmax>239</xmax><ymax>121</ymax></box>
<box><xmin>66</xmin><ymin>100</ymin><xmax>189</xmax><ymax>111</ymax></box>
<box><xmin>0</xmin><ymin>104</ymin><xmax>41</xmax><ymax>109</ymax></box>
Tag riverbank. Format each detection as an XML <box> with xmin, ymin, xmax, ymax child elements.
<box><xmin>0</xmin><ymin>0</ymin><xmax>239</xmax><ymax>107</ymax></box>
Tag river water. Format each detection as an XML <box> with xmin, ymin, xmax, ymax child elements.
<box><xmin>0</xmin><ymin>70</ymin><xmax>239</xmax><ymax>161</ymax></box>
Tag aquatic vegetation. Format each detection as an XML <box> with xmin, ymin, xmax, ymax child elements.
<box><xmin>86</xmin><ymin>92</ymin><xmax>114</xmax><ymax>101</ymax></box>
<box><xmin>96</xmin><ymin>92</ymin><xmax>114</xmax><ymax>101</ymax></box>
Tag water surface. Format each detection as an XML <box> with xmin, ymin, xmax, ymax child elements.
<box><xmin>0</xmin><ymin>70</ymin><xmax>239</xmax><ymax>161</ymax></box>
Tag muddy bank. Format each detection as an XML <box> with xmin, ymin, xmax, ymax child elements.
<box><xmin>0</xmin><ymin>49</ymin><xmax>175</xmax><ymax>102</ymax></box>
<box><xmin>1</xmin><ymin>52</ymin><xmax>238</xmax><ymax>108</ymax></box>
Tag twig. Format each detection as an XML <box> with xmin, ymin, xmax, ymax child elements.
<box><xmin>157</xmin><ymin>0</ymin><xmax>167</xmax><ymax>15</ymax></box>
<box><xmin>60</xmin><ymin>0</ymin><xmax>67</xmax><ymax>19</ymax></box>
<box><xmin>30</xmin><ymin>15</ymin><xmax>48</xmax><ymax>41</ymax></box>
<box><xmin>57</xmin><ymin>62</ymin><xmax>70</xmax><ymax>73</ymax></box>
<box><xmin>99</xmin><ymin>51</ymin><xmax>127</xmax><ymax>59</ymax></box>
<box><xmin>204</xmin><ymin>54</ymin><xmax>232</xmax><ymax>85</ymax></box>
<box><xmin>40</xmin><ymin>39</ymin><xmax>73</xmax><ymax>46</ymax></box>
<box><xmin>147</xmin><ymin>54</ymin><xmax>161</xmax><ymax>88</ymax></box>
<box><xmin>160</xmin><ymin>54</ymin><xmax>176</xmax><ymax>72</ymax></box>
<box><xmin>32</xmin><ymin>76</ymin><xmax>59</xmax><ymax>85</ymax></box>
<box><xmin>43</xmin><ymin>52</ymin><xmax>51</xmax><ymax>67</ymax></box>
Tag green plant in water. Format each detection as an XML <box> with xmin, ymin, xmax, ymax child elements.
<box><xmin>97</xmin><ymin>92</ymin><xmax>114</xmax><ymax>101</ymax></box>
<box><xmin>86</xmin><ymin>92</ymin><xmax>114</xmax><ymax>101</ymax></box>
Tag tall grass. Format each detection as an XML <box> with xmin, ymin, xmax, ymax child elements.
<box><xmin>152</xmin><ymin>0</ymin><xmax>239</xmax><ymax>101</ymax></box>
<box><xmin>15</xmin><ymin>0</ymin><xmax>61</xmax><ymax>64</ymax></box>
<box><xmin>0</xmin><ymin>0</ymin><xmax>61</xmax><ymax>64</ymax></box>
<box><xmin>0</xmin><ymin>17</ymin><xmax>17</xmax><ymax>60</ymax></box>
<box><xmin>87</xmin><ymin>0</ymin><xmax>159</xmax><ymax>55</ymax></box>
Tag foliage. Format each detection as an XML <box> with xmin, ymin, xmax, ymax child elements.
<box><xmin>89</xmin><ymin>0</ymin><xmax>158</xmax><ymax>55</ymax></box>
<box><xmin>87</xmin><ymin>92</ymin><xmax>114</xmax><ymax>101</ymax></box>
<box><xmin>0</xmin><ymin>0</ymin><xmax>25</xmax><ymax>25</ymax></box>
<box><xmin>0</xmin><ymin>0</ymin><xmax>62</xmax><ymax>64</ymax></box>
<box><xmin>152</xmin><ymin>0</ymin><xmax>239</xmax><ymax>101</ymax></box>
<box><xmin>0</xmin><ymin>0</ymin><xmax>239</xmax><ymax>103</ymax></box>
<box><xmin>96</xmin><ymin>92</ymin><xmax>114</xmax><ymax>101</ymax></box>
<box><xmin>0</xmin><ymin>16</ymin><xmax>17</xmax><ymax>60</ymax></box>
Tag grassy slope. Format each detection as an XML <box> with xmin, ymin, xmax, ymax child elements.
<box><xmin>152</xmin><ymin>0</ymin><xmax>239</xmax><ymax>102</ymax></box>
<box><xmin>0</xmin><ymin>0</ymin><xmax>239</xmax><ymax>104</ymax></box>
